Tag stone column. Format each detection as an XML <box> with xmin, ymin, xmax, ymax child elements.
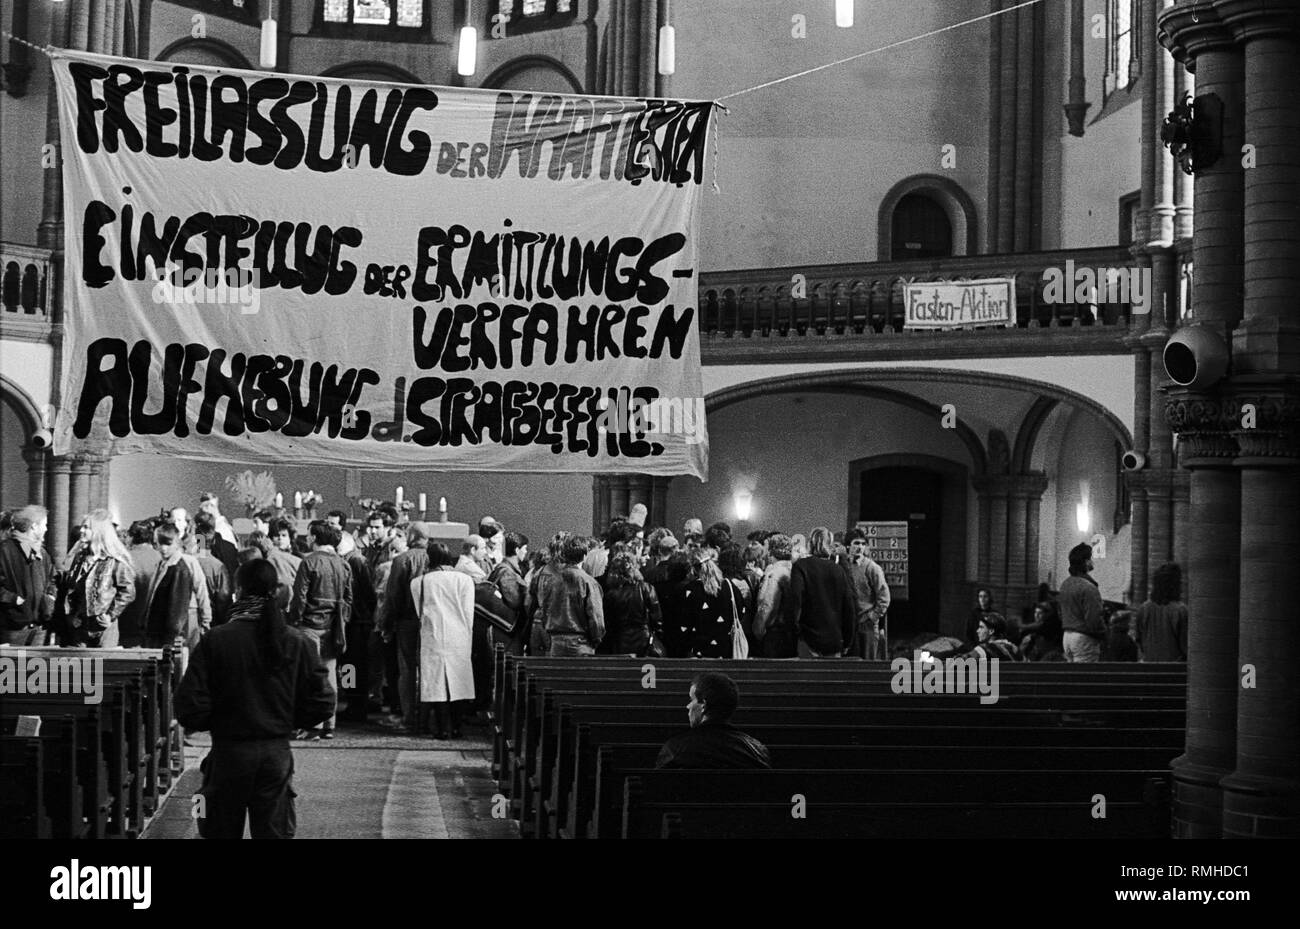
<box><xmin>22</xmin><ymin>447</ymin><xmax>48</xmax><ymax>507</ymax></box>
<box><xmin>996</xmin><ymin>1</ymin><xmax>1018</xmax><ymax>253</ymax></box>
<box><xmin>68</xmin><ymin>456</ymin><xmax>92</xmax><ymax>530</ymax></box>
<box><xmin>1217</xmin><ymin>0</ymin><xmax>1300</xmax><ymax>838</ymax></box>
<box><xmin>1159</xmin><ymin>0</ymin><xmax>1246</xmax><ymax>839</ymax></box>
<box><xmin>1063</xmin><ymin>0</ymin><xmax>1091</xmax><ymax>135</ymax></box>
<box><xmin>972</xmin><ymin>476</ymin><xmax>1011</xmax><ymax>599</ymax></box>
<box><xmin>47</xmin><ymin>458</ymin><xmax>72</xmax><ymax>561</ymax></box>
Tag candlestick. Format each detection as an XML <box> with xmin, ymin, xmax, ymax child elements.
<box><xmin>274</xmin><ymin>492</ymin><xmax>283</xmax><ymax>508</ymax></box>
<box><xmin>395</xmin><ymin>485</ymin><xmax>404</xmax><ymax>506</ymax></box>
<box><xmin>439</xmin><ymin>496</ymin><xmax>447</xmax><ymax>523</ymax></box>
<box><xmin>293</xmin><ymin>491</ymin><xmax>302</xmax><ymax>510</ymax></box>
<box><xmin>418</xmin><ymin>493</ymin><xmax>427</xmax><ymax>513</ymax></box>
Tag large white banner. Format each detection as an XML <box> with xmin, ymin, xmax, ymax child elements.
<box><xmin>51</xmin><ymin>50</ymin><xmax>711</xmax><ymax>478</ymax></box>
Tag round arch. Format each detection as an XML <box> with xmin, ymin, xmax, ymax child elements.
<box><xmin>706</xmin><ymin>367</ymin><xmax>1132</xmax><ymax>469</ymax></box>
<box><xmin>1012</xmin><ymin>396</ymin><xmax>1059</xmax><ymax>474</ymax></box>
<box><xmin>321</xmin><ymin>60</ymin><xmax>422</xmax><ymax>85</ymax></box>
<box><xmin>482</xmin><ymin>55</ymin><xmax>584</xmax><ymax>94</ymax></box>
<box><xmin>877</xmin><ymin>174</ymin><xmax>978</xmax><ymax>260</ymax></box>
<box><xmin>155</xmin><ymin>36</ymin><xmax>252</xmax><ymax>69</ymax></box>
<box><xmin>0</xmin><ymin>372</ymin><xmax>43</xmax><ymax>437</ymax></box>
<box><xmin>707</xmin><ymin>381</ymin><xmax>988</xmax><ymax>476</ymax></box>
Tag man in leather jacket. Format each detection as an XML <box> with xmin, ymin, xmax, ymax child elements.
<box><xmin>656</xmin><ymin>672</ymin><xmax>771</xmax><ymax>769</ymax></box>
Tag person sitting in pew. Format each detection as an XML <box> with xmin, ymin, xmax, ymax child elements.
<box><xmin>176</xmin><ymin>559</ymin><xmax>335</xmax><ymax>839</ymax></box>
<box><xmin>971</xmin><ymin>614</ymin><xmax>1024</xmax><ymax>662</ymax></box>
<box><xmin>656</xmin><ymin>672</ymin><xmax>772</xmax><ymax>770</ymax></box>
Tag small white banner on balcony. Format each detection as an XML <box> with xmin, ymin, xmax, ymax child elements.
<box><xmin>903</xmin><ymin>278</ymin><xmax>1014</xmax><ymax>330</ymax></box>
<box><xmin>48</xmin><ymin>49</ymin><xmax>712</xmax><ymax>478</ymax></box>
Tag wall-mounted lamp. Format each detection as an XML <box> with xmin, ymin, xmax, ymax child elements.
<box><xmin>836</xmin><ymin>0</ymin><xmax>854</xmax><ymax>28</ymax></box>
<box><xmin>734</xmin><ymin>491</ymin><xmax>753</xmax><ymax>522</ymax></box>
<box><xmin>658</xmin><ymin>24</ymin><xmax>676</xmax><ymax>75</ymax></box>
<box><xmin>458</xmin><ymin>26</ymin><xmax>478</xmax><ymax>76</ymax></box>
<box><xmin>260</xmin><ymin>1</ymin><xmax>278</xmax><ymax>70</ymax></box>
<box><xmin>1075</xmin><ymin>479</ymin><xmax>1091</xmax><ymax>533</ymax></box>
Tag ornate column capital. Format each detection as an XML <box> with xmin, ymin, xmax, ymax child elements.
<box><xmin>1228</xmin><ymin>376</ymin><xmax>1300</xmax><ymax>466</ymax></box>
<box><xmin>1166</xmin><ymin>388</ymin><xmax>1240</xmax><ymax>466</ymax></box>
<box><xmin>1159</xmin><ymin>2</ymin><xmax>1236</xmax><ymax>69</ymax></box>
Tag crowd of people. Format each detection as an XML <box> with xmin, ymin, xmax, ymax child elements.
<box><xmin>0</xmin><ymin>497</ymin><xmax>1191</xmax><ymax>740</ymax></box>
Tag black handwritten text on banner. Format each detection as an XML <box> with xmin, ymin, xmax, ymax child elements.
<box><xmin>50</xmin><ymin>51</ymin><xmax>711</xmax><ymax>477</ymax></box>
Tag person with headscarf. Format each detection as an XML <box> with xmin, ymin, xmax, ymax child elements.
<box><xmin>175</xmin><ymin>559</ymin><xmax>334</xmax><ymax>838</ymax></box>
<box><xmin>52</xmin><ymin>508</ymin><xmax>136</xmax><ymax>647</ymax></box>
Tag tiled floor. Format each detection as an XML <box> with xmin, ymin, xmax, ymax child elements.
<box><xmin>143</xmin><ymin>717</ymin><xmax>518</xmax><ymax>839</ymax></box>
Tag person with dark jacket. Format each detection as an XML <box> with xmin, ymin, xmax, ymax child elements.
<box><xmin>0</xmin><ymin>505</ymin><xmax>56</xmax><ymax>645</ymax></box>
<box><xmin>175</xmin><ymin>559</ymin><xmax>334</xmax><ymax>839</ymax></box>
<box><xmin>288</xmin><ymin>522</ymin><xmax>352</xmax><ymax>739</ymax></box>
<box><xmin>1134</xmin><ymin>563</ymin><xmax>1188</xmax><ymax>662</ymax></box>
<box><xmin>52</xmin><ymin>509</ymin><xmax>136</xmax><ymax>647</ymax></box>
<box><xmin>120</xmin><ymin>520</ymin><xmax>161</xmax><ymax>647</ymax></box>
<box><xmin>487</xmin><ymin>531</ymin><xmax>530</xmax><ymax>657</ymax></box>
<box><xmin>143</xmin><ymin>523</ymin><xmax>213</xmax><ymax>649</ymax></box>
<box><xmin>656</xmin><ymin>672</ymin><xmax>771</xmax><ymax>769</ymax></box>
<box><xmin>642</xmin><ymin>532</ymin><xmax>690</xmax><ymax>657</ymax></box>
<box><xmin>680</xmin><ymin>548</ymin><xmax>741</xmax><ymax>658</ymax></box>
<box><xmin>600</xmin><ymin>551</ymin><xmax>662</xmax><ymax>656</ymax></box>
<box><xmin>193</xmin><ymin>515</ymin><xmax>233</xmax><ymax>627</ymax></box>
<box><xmin>966</xmin><ymin>587</ymin><xmax>1012</xmax><ymax>644</ymax></box>
<box><xmin>1019</xmin><ymin>600</ymin><xmax>1065</xmax><ymax>661</ymax></box>
<box><xmin>382</xmin><ymin>522</ymin><xmax>430</xmax><ymax>732</ymax></box>
<box><xmin>785</xmin><ymin>527</ymin><xmax>856</xmax><ymax>658</ymax></box>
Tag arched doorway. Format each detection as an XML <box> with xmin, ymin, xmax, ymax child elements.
<box><xmin>851</xmin><ymin>454</ymin><xmax>969</xmax><ymax>644</ymax></box>
<box><xmin>890</xmin><ymin>193</ymin><xmax>953</xmax><ymax>260</ymax></box>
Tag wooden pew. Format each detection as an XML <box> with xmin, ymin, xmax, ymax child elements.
<box><xmin>571</xmin><ymin>720</ymin><xmax>1184</xmax><ymax>839</ymax></box>
<box><xmin>622</xmin><ymin>769</ymin><xmax>1172</xmax><ymax>839</ymax></box>
<box><xmin>0</xmin><ymin>736</ymin><xmax>53</xmax><ymax>839</ymax></box>
<box><xmin>656</xmin><ymin>800</ymin><xmax>1168</xmax><ymax>839</ymax></box>
<box><xmin>2</xmin><ymin>712</ymin><xmax>106</xmax><ymax>838</ymax></box>
<box><xmin>569</xmin><ymin>742</ymin><xmax>1181</xmax><ymax>841</ymax></box>
<box><xmin>500</xmin><ymin>667</ymin><xmax>1185</xmax><ymax>801</ymax></box>
<box><xmin>532</xmin><ymin>697</ymin><xmax>1184</xmax><ymax>838</ymax></box>
<box><xmin>492</xmin><ymin>652</ymin><xmax>1185</xmax><ymax>790</ymax></box>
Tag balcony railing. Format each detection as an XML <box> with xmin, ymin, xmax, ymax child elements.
<box><xmin>699</xmin><ymin>245</ymin><xmax>1141</xmax><ymax>339</ymax></box>
<box><xmin>1</xmin><ymin>243</ymin><xmax>53</xmax><ymax>320</ymax></box>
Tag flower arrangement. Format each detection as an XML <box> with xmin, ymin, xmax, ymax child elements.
<box><xmin>301</xmin><ymin>491</ymin><xmax>324</xmax><ymax>511</ymax></box>
<box><xmin>225</xmin><ymin>470</ymin><xmax>277</xmax><ymax>514</ymax></box>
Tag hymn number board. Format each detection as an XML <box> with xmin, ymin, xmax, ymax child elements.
<box><xmin>856</xmin><ymin>520</ymin><xmax>909</xmax><ymax>602</ymax></box>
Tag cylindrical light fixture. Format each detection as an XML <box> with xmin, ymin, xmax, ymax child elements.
<box><xmin>734</xmin><ymin>491</ymin><xmax>753</xmax><ymax>522</ymax></box>
<box><xmin>658</xmin><ymin>25</ymin><xmax>676</xmax><ymax>75</ymax></box>
<box><xmin>836</xmin><ymin>0</ymin><xmax>854</xmax><ymax>28</ymax></box>
<box><xmin>260</xmin><ymin>17</ymin><xmax>277</xmax><ymax>69</ymax></box>
<box><xmin>458</xmin><ymin>26</ymin><xmax>478</xmax><ymax>76</ymax></box>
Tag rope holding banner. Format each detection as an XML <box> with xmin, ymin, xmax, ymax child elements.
<box><xmin>709</xmin><ymin>104</ymin><xmax>730</xmax><ymax>194</ymax></box>
<box><xmin>716</xmin><ymin>0</ymin><xmax>1048</xmax><ymax>102</ymax></box>
<box><xmin>2</xmin><ymin>29</ymin><xmax>54</xmax><ymax>57</ymax></box>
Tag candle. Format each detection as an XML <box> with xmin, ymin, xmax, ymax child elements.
<box><xmin>293</xmin><ymin>491</ymin><xmax>302</xmax><ymax>509</ymax></box>
<box><xmin>274</xmin><ymin>492</ymin><xmax>283</xmax><ymax>508</ymax></box>
<box><xmin>439</xmin><ymin>496</ymin><xmax>447</xmax><ymax>513</ymax></box>
<box><xmin>418</xmin><ymin>493</ymin><xmax>427</xmax><ymax>513</ymax></box>
<box><xmin>395</xmin><ymin>485</ymin><xmax>404</xmax><ymax>505</ymax></box>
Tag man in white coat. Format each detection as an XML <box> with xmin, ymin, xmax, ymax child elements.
<box><xmin>411</xmin><ymin>542</ymin><xmax>476</xmax><ymax>739</ymax></box>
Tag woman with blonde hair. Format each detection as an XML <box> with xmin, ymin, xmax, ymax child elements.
<box><xmin>53</xmin><ymin>509</ymin><xmax>136</xmax><ymax>647</ymax></box>
<box><xmin>681</xmin><ymin>547</ymin><xmax>743</xmax><ymax>658</ymax></box>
